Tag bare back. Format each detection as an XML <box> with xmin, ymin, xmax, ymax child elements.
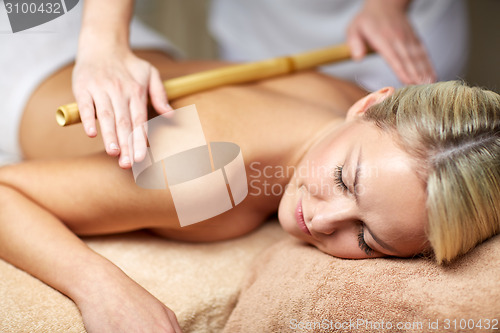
<box><xmin>11</xmin><ymin>50</ymin><xmax>366</xmax><ymax>242</ymax></box>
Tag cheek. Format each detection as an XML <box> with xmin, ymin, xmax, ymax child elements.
<box><xmin>312</xmin><ymin>236</ymin><xmax>386</xmax><ymax>259</ymax></box>
<box><xmin>308</xmin><ymin>236</ymin><xmax>362</xmax><ymax>258</ymax></box>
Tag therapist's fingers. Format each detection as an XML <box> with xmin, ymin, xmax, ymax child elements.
<box><xmin>129</xmin><ymin>84</ymin><xmax>148</xmax><ymax>163</ymax></box>
<box><xmin>74</xmin><ymin>91</ymin><xmax>97</xmax><ymax>137</ymax></box>
<box><xmin>406</xmin><ymin>37</ymin><xmax>437</xmax><ymax>83</ymax></box>
<box><xmin>110</xmin><ymin>94</ymin><xmax>134</xmax><ymax>169</ymax></box>
<box><xmin>93</xmin><ymin>94</ymin><xmax>120</xmax><ymax>157</ymax></box>
<box><xmin>352</xmin><ymin>20</ymin><xmax>413</xmax><ymax>84</ymax></box>
<box><xmin>368</xmin><ymin>31</ymin><xmax>416</xmax><ymax>84</ymax></box>
<box><xmin>388</xmin><ymin>28</ymin><xmax>436</xmax><ymax>84</ymax></box>
<box><xmin>149</xmin><ymin>67</ymin><xmax>173</xmax><ymax>115</ymax></box>
<box><xmin>364</xmin><ymin>24</ymin><xmax>432</xmax><ymax>84</ymax></box>
<box><xmin>347</xmin><ymin>5</ymin><xmax>437</xmax><ymax>85</ymax></box>
<box><xmin>399</xmin><ymin>38</ymin><xmax>436</xmax><ymax>84</ymax></box>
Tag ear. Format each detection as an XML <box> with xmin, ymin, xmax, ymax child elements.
<box><xmin>346</xmin><ymin>87</ymin><xmax>395</xmax><ymax>121</ymax></box>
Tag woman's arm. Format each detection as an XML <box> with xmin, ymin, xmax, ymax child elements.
<box><xmin>0</xmin><ymin>160</ymin><xmax>182</xmax><ymax>332</ymax></box>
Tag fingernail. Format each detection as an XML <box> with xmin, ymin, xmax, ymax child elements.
<box><xmin>163</xmin><ymin>110</ymin><xmax>175</xmax><ymax>118</ymax></box>
<box><xmin>109</xmin><ymin>143</ymin><xmax>119</xmax><ymax>151</ymax></box>
<box><xmin>121</xmin><ymin>156</ymin><xmax>130</xmax><ymax>165</ymax></box>
<box><xmin>134</xmin><ymin>150</ymin><xmax>143</xmax><ymax>162</ymax></box>
<box><xmin>88</xmin><ymin>127</ymin><xmax>96</xmax><ymax>135</ymax></box>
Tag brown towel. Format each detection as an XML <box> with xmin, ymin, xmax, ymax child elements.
<box><xmin>224</xmin><ymin>234</ymin><xmax>500</xmax><ymax>332</ymax></box>
<box><xmin>0</xmin><ymin>222</ymin><xmax>286</xmax><ymax>333</ymax></box>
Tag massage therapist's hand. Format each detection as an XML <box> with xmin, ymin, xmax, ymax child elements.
<box><xmin>74</xmin><ymin>0</ymin><xmax>172</xmax><ymax>169</ymax></box>
<box><xmin>347</xmin><ymin>0</ymin><xmax>437</xmax><ymax>85</ymax></box>
<box><xmin>76</xmin><ymin>268</ymin><xmax>183</xmax><ymax>333</ymax></box>
<box><xmin>73</xmin><ymin>46</ymin><xmax>173</xmax><ymax>169</ymax></box>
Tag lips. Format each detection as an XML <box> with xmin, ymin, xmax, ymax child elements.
<box><xmin>295</xmin><ymin>198</ymin><xmax>311</xmax><ymax>235</ymax></box>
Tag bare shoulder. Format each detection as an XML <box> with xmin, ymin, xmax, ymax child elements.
<box><xmin>256</xmin><ymin>70</ymin><xmax>368</xmax><ymax>111</ymax></box>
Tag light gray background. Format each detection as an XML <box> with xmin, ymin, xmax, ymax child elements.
<box><xmin>135</xmin><ymin>0</ymin><xmax>499</xmax><ymax>93</ymax></box>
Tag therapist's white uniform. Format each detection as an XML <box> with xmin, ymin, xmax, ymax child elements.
<box><xmin>0</xmin><ymin>0</ymin><xmax>175</xmax><ymax>166</ymax></box>
<box><xmin>210</xmin><ymin>0</ymin><xmax>468</xmax><ymax>91</ymax></box>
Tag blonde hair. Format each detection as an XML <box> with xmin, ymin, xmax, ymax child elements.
<box><xmin>364</xmin><ymin>81</ymin><xmax>500</xmax><ymax>264</ymax></box>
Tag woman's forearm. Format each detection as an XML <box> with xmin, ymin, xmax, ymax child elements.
<box><xmin>0</xmin><ymin>180</ymin><xmax>182</xmax><ymax>331</ymax></box>
<box><xmin>0</xmin><ymin>183</ymin><xmax>120</xmax><ymax>304</ymax></box>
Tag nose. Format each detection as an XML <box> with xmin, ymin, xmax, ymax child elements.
<box><xmin>309</xmin><ymin>199</ymin><xmax>357</xmax><ymax>235</ymax></box>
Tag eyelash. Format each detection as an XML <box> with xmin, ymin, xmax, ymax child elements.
<box><xmin>333</xmin><ymin>165</ymin><xmax>348</xmax><ymax>191</ymax></box>
<box><xmin>358</xmin><ymin>225</ymin><xmax>374</xmax><ymax>256</ymax></box>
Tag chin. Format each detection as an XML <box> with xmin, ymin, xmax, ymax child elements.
<box><xmin>277</xmin><ymin>198</ymin><xmax>290</xmax><ymax>230</ymax></box>
<box><xmin>277</xmin><ymin>196</ymin><xmax>297</xmax><ymax>235</ymax></box>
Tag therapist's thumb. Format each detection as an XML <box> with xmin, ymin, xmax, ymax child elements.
<box><xmin>347</xmin><ymin>25</ymin><xmax>366</xmax><ymax>61</ymax></box>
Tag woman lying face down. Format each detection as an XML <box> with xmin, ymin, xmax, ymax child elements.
<box><xmin>279</xmin><ymin>87</ymin><xmax>429</xmax><ymax>259</ymax></box>
<box><xmin>280</xmin><ymin>81</ymin><xmax>500</xmax><ymax>264</ymax></box>
<box><xmin>0</xmin><ymin>54</ymin><xmax>498</xmax><ymax>332</ymax></box>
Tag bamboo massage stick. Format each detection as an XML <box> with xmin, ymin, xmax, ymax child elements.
<box><xmin>56</xmin><ymin>43</ymin><xmax>356</xmax><ymax>126</ymax></box>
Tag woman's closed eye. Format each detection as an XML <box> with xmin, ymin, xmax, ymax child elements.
<box><xmin>333</xmin><ymin>165</ymin><xmax>348</xmax><ymax>191</ymax></box>
<box><xmin>358</xmin><ymin>224</ymin><xmax>374</xmax><ymax>256</ymax></box>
